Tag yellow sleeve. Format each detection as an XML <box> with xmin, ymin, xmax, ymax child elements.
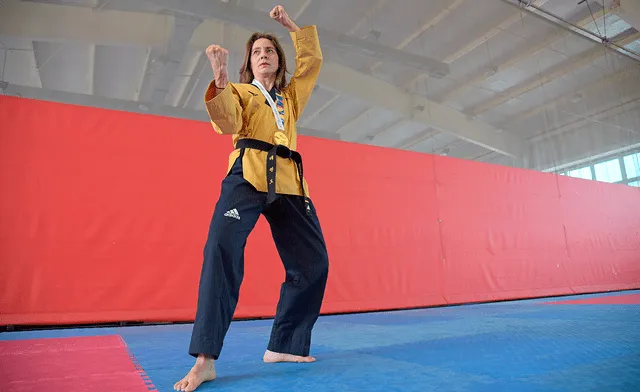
<box><xmin>203</xmin><ymin>81</ymin><xmax>243</xmax><ymax>135</ymax></box>
<box><xmin>287</xmin><ymin>25</ymin><xmax>323</xmax><ymax>120</ymax></box>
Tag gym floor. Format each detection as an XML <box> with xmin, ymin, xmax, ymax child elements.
<box><xmin>2</xmin><ymin>290</ymin><xmax>639</xmax><ymax>391</ymax></box>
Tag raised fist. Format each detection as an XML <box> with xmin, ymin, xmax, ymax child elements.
<box><xmin>206</xmin><ymin>44</ymin><xmax>228</xmax><ymax>70</ymax></box>
<box><xmin>270</xmin><ymin>5</ymin><xmax>293</xmax><ymax>29</ymax></box>
<box><xmin>206</xmin><ymin>44</ymin><xmax>229</xmax><ymax>88</ymax></box>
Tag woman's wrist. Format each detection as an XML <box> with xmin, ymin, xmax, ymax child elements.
<box><xmin>286</xmin><ymin>21</ymin><xmax>300</xmax><ymax>32</ymax></box>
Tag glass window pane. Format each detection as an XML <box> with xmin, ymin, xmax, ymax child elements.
<box><xmin>628</xmin><ymin>181</ymin><xmax>640</xmax><ymax>187</ymax></box>
<box><xmin>623</xmin><ymin>153</ymin><xmax>640</xmax><ymax>179</ymax></box>
<box><xmin>594</xmin><ymin>159</ymin><xmax>622</xmax><ymax>183</ymax></box>
<box><xmin>567</xmin><ymin>167</ymin><xmax>592</xmax><ymax>180</ymax></box>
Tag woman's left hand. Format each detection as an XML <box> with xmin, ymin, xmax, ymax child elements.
<box><xmin>270</xmin><ymin>5</ymin><xmax>299</xmax><ymax>32</ymax></box>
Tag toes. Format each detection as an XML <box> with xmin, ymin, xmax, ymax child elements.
<box><xmin>293</xmin><ymin>354</ymin><xmax>315</xmax><ymax>363</ymax></box>
<box><xmin>174</xmin><ymin>379</ymin><xmax>189</xmax><ymax>392</ymax></box>
<box><xmin>184</xmin><ymin>378</ymin><xmax>199</xmax><ymax>392</ymax></box>
<box><xmin>263</xmin><ymin>350</ymin><xmax>318</xmax><ymax>364</ymax></box>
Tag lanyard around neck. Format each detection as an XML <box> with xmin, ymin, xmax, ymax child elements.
<box><xmin>252</xmin><ymin>79</ymin><xmax>285</xmax><ymax>131</ymax></box>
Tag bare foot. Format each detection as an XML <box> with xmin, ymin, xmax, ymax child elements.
<box><xmin>263</xmin><ymin>349</ymin><xmax>316</xmax><ymax>363</ymax></box>
<box><xmin>174</xmin><ymin>355</ymin><xmax>216</xmax><ymax>391</ymax></box>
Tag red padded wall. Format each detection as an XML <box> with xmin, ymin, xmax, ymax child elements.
<box><xmin>434</xmin><ymin>156</ymin><xmax>573</xmax><ymax>303</ymax></box>
<box><xmin>1</xmin><ymin>95</ymin><xmax>639</xmax><ymax>326</ymax></box>
<box><xmin>558</xmin><ymin>176</ymin><xmax>640</xmax><ymax>293</ymax></box>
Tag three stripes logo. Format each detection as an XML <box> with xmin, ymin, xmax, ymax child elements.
<box><xmin>224</xmin><ymin>208</ymin><xmax>240</xmax><ymax>220</ymax></box>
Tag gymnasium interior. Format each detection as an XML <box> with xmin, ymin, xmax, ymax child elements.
<box><xmin>1</xmin><ymin>0</ymin><xmax>639</xmax><ymax>390</ymax></box>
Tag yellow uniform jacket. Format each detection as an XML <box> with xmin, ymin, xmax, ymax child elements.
<box><xmin>203</xmin><ymin>25</ymin><xmax>322</xmax><ymax>198</ymax></box>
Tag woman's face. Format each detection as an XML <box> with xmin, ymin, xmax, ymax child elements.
<box><xmin>251</xmin><ymin>38</ymin><xmax>279</xmax><ymax>79</ymax></box>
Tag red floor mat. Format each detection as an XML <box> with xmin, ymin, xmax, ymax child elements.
<box><xmin>548</xmin><ymin>293</ymin><xmax>640</xmax><ymax>305</ymax></box>
<box><xmin>0</xmin><ymin>335</ymin><xmax>153</xmax><ymax>392</ymax></box>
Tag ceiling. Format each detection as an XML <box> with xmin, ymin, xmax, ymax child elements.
<box><xmin>2</xmin><ymin>0</ymin><xmax>640</xmax><ymax>172</ymax></box>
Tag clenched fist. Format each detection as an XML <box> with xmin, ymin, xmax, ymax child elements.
<box><xmin>270</xmin><ymin>5</ymin><xmax>299</xmax><ymax>32</ymax></box>
<box><xmin>206</xmin><ymin>44</ymin><xmax>229</xmax><ymax>88</ymax></box>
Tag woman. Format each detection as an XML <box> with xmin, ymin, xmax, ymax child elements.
<box><xmin>174</xmin><ymin>5</ymin><xmax>328</xmax><ymax>392</ymax></box>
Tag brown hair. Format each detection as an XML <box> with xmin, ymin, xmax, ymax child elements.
<box><xmin>239</xmin><ymin>32</ymin><xmax>288</xmax><ymax>90</ymax></box>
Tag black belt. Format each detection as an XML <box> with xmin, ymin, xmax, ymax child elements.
<box><xmin>235</xmin><ymin>138</ymin><xmax>311</xmax><ymax>216</ymax></box>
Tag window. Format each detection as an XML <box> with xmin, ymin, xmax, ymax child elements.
<box><xmin>628</xmin><ymin>181</ymin><xmax>640</xmax><ymax>187</ymax></box>
<box><xmin>623</xmin><ymin>153</ymin><xmax>640</xmax><ymax>179</ymax></box>
<box><xmin>594</xmin><ymin>159</ymin><xmax>622</xmax><ymax>183</ymax></box>
<box><xmin>567</xmin><ymin>167</ymin><xmax>592</xmax><ymax>180</ymax></box>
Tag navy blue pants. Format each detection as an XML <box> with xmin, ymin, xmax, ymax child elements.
<box><xmin>188</xmin><ymin>155</ymin><xmax>329</xmax><ymax>360</ymax></box>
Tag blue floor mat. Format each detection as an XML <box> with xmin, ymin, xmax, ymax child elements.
<box><xmin>2</xmin><ymin>290</ymin><xmax>639</xmax><ymax>391</ymax></box>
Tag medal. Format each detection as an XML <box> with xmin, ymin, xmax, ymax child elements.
<box><xmin>251</xmin><ymin>79</ymin><xmax>285</xmax><ymax>131</ymax></box>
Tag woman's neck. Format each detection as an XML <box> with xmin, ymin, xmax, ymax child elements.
<box><xmin>254</xmin><ymin>74</ymin><xmax>276</xmax><ymax>91</ymax></box>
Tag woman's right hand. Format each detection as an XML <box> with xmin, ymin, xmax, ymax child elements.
<box><xmin>206</xmin><ymin>44</ymin><xmax>229</xmax><ymax>89</ymax></box>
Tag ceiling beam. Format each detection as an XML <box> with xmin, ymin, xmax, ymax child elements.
<box><xmin>499</xmin><ymin>64</ymin><xmax>640</xmax><ymax>127</ymax></box>
<box><xmin>468</xmin><ymin>30</ymin><xmax>640</xmax><ymax>115</ymax></box>
<box><xmin>334</xmin><ymin>108</ymin><xmax>373</xmax><ymax>135</ymax></box>
<box><xmin>401</xmin><ymin>0</ymin><xmax>551</xmax><ymax>90</ymax></box>
<box><xmin>0</xmin><ymin>36</ymin><xmax>42</xmax><ymax>88</ymax></box>
<box><xmin>1</xmin><ymin>0</ymin><xmax>525</xmax><ymax>157</ymax></box>
<box><xmin>145</xmin><ymin>0</ymin><xmax>450</xmax><ymax>77</ymax></box>
<box><xmin>330</xmin><ymin>0</ymin><xmax>465</xmax><ymax>137</ymax></box>
<box><xmin>396</xmin><ymin>129</ymin><xmax>439</xmax><ymax>150</ymax></box>
<box><xmin>0</xmin><ymin>83</ymin><xmax>340</xmax><ymax>140</ymax></box>
<box><xmin>292</xmin><ymin>0</ymin><xmax>313</xmax><ymax>20</ymax></box>
<box><xmin>615</xmin><ymin>0</ymin><xmax>640</xmax><ymax>31</ymax></box>
<box><xmin>343</xmin><ymin>0</ymin><xmax>389</xmax><ymax>36</ymax></box>
<box><xmin>0</xmin><ymin>0</ymin><xmax>173</xmax><ymax>47</ymax></box>
<box><xmin>529</xmin><ymin>118</ymin><xmax>640</xmax><ymax>172</ymax></box>
<box><xmin>326</xmin><ymin>0</ymin><xmax>464</xmax><ymax>133</ymax></box>
<box><xmin>137</xmin><ymin>14</ymin><xmax>202</xmax><ymax>105</ymax></box>
<box><xmin>529</xmin><ymin>96</ymin><xmax>640</xmax><ymax>143</ymax></box>
<box><xmin>501</xmin><ymin>0</ymin><xmax>640</xmax><ymax>61</ymax></box>
<box><xmin>369</xmin><ymin>119</ymin><xmax>414</xmax><ymax>145</ymax></box>
<box><xmin>440</xmin><ymin>0</ymin><xmax>550</xmax><ymax>64</ymax></box>
<box><xmin>301</xmin><ymin>0</ymin><xmax>387</xmax><ymax>128</ymax></box>
<box><xmin>367</xmin><ymin>0</ymin><xmax>465</xmax><ymax>74</ymax></box>
<box><xmin>435</xmin><ymin>4</ymin><xmax>612</xmax><ymax>103</ymax></box>
<box><xmin>175</xmin><ymin>53</ymin><xmax>208</xmax><ymax>108</ymax></box>
<box><xmin>298</xmin><ymin>94</ymin><xmax>340</xmax><ymax>127</ymax></box>
<box><xmin>152</xmin><ymin>0</ymin><xmax>524</xmax><ymax>156</ymax></box>
<box><xmin>318</xmin><ymin>61</ymin><xmax>525</xmax><ymax>157</ymax></box>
